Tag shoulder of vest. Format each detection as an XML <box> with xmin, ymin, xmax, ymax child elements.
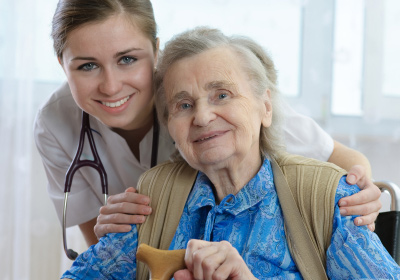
<box><xmin>137</xmin><ymin>161</ymin><xmax>197</xmax><ymax>195</ymax></box>
<box><xmin>274</xmin><ymin>152</ymin><xmax>347</xmax><ymax>174</ymax></box>
<box><xmin>138</xmin><ymin>160</ymin><xmax>189</xmax><ymax>180</ymax></box>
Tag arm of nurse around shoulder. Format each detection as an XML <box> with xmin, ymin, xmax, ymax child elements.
<box><xmin>283</xmin><ymin>102</ymin><xmax>381</xmax><ymax>229</ymax></box>
<box><xmin>326</xmin><ymin>176</ymin><xmax>400</xmax><ymax>279</ymax></box>
<box><xmin>81</xmin><ymin>187</ymin><xmax>152</xmax><ymax>246</ymax></box>
<box><xmin>329</xmin><ymin>140</ymin><xmax>382</xmax><ymax>231</ymax></box>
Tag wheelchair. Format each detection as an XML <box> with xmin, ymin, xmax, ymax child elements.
<box><xmin>375</xmin><ymin>180</ymin><xmax>400</xmax><ymax>265</ymax></box>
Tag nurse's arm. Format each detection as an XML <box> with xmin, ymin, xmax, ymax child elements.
<box><xmin>328</xmin><ymin>140</ymin><xmax>371</xmax><ymax>177</ymax></box>
<box><xmin>79</xmin><ymin>187</ymin><xmax>151</xmax><ymax>245</ymax></box>
<box><xmin>79</xmin><ymin>218</ymin><xmax>98</xmax><ymax>246</ymax></box>
<box><xmin>328</xmin><ymin>140</ymin><xmax>381</xmax><ymax>230</ymax></box>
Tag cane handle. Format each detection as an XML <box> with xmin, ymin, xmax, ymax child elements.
<box><xmin>136</xmin><ymin>243</ymin><xmax>186</xmax><ymax>280</ymax></box>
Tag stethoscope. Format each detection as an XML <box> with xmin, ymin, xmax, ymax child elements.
<box><xmin>62</xmin><ymin>110</ymin><xmax>159</xmax><ymax>260</ymax></box>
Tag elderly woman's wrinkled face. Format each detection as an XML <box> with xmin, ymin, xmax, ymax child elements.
<box><xmin>164</xmin><ymin>47</ymin><xmax>272</xmax><ymax>171</ymax></box>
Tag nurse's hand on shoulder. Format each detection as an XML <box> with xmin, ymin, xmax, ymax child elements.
<box><xmin>94</xmin><ymin>187</ymin><xmax>152</xmax><ymax>239</ymax></box>
<box><xmin>339</xmin><ymin>165</ymin><xmax>382</xmax><ymax>231</ymax></box>
<box><xmin>174</xmin><ymin>239</ymin><xmax>257</xmax><ymax>280</ymax></box>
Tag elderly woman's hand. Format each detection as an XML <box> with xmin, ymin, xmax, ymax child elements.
<box><xmin>339</xmin><ymin>165</ymin><xmax>382</xmax><ymax>231</ymax></box>
<box><xmin>174</xmin><ymin>239</ymin><xmax>257</xmax><ymax>280</ymax></box>
<box><xmin>94</xmin><ymin>187</ymin><xmax>152</xmax><ymax>239</ymax></box>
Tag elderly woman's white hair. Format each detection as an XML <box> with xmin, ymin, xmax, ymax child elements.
<box><xmin>154</xmin><ymin>26</ymin><xmax>286</xmax><ymax>159</ymax></box>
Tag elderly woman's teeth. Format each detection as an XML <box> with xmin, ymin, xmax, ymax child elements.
<box><xmin>197</xmin><ymin>135</ymin><xmax>215</xmax><ymax>142</ymax></box>
<box><xmin>102</xmin><ymin>95</ymin><xmax>130</xmax><ymax>108</ymax></box>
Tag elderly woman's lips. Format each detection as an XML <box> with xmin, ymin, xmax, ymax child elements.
<box><xmin>194</xmin><ymin>131</ymin><xmax>226</xmax><ymax>143</ymax></box>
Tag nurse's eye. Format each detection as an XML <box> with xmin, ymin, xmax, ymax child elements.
<box><xmin>119</xmin><ymin>56</ymin><xmax>137</xmax><ymax>65</ymax></box>
<box><xmin>78</xmin><ymin>63</ymin><xmax>98</xmax><ymax>71</ymax></box>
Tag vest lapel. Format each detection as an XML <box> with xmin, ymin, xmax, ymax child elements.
<box><xmin>271</xmin><ymin>157</ymin><xmax>328</xmax><ymax>280</ymax></box>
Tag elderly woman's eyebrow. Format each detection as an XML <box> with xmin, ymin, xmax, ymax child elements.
<box><xmin>168</xmin><ymin>91</ymin><xmax>190</xmax><ymax>105</ymax></box>
<box><xmin>205</xmin><ymin>80</ymin><xmax>236</xmax><ymax>91</ymax></box>
<box><xmin>168</xmin><ymin>80</ymin><xmax>236</xmax><ymax>106</ymax></box>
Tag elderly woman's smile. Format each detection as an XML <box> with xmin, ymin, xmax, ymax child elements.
<box><xmin>164</xmin><ymin>47</ymin><xmax>272</xmax><ymax>198</ymax></box>
<box><xmin>192</xmin><ymin>130</ymin><xmax>227</xmax><ymax>143</ymax></box>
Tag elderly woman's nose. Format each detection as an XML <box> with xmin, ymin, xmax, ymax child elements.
<box><xmin>192</xmin><ymin>103</ymin><xmax>216</xmax><ymax>126</ymax></box>
<box><xmin>99</xmin><ymin>69</ymin><xmax>123</xmax><ymax>96</ymax></box>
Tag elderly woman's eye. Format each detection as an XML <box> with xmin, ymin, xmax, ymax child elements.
<box><xmin>217</xmin><ymin>92</ymin><xmax>229</xmax><ymax>100</ymax></box>
<box><xmin>180</xmin><ymin>103</ymin><xmax>192</xmax><ymax>110</ymax></box>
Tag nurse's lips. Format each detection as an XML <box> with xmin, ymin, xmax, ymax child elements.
<box><xmin>99</xmin><ymin>95</ymin><xmax>132</xmax><ymax>108</ymax></box>
<box><xmin>194</xmin><ymin>131</ymin><xmax>227</xmax><ymax>143</ymax></box>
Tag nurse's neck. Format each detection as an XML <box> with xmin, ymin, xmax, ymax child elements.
<box><xmin>112</xmin><ymin>115</ymin><xmax>154</xmax><ymax>163</ymax></box>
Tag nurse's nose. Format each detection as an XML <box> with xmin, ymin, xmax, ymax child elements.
<box><xmin>99</xmin><ymin>68</ymin><xmax>123</xmax><ymax>96</ymax></box>
<box><xmin>192</xmin><ymin>101</ymin><xmax>216</xmax><ymax>127</ymax></box>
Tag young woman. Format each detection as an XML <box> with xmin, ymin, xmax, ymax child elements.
<box><xmin>34</xmin><ymin>0</ymin><xmax>381</xmax><ymax>247</ymax></box>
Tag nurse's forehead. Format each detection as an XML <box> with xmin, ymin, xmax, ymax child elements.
<box><xmin>63</xmin><ymin>15</ymin><xmax>152</xmax><ymax>56</ymax></box>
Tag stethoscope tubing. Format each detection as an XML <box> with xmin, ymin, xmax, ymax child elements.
<box><xmin>62</xmin><ymin>111</ymin><xmax>108</xmax><ymax>260</ymax></box>
<box><xmin>62</xmin><ymin>109</ymin><xmax>159</xmax><ymax>260</ymax></box>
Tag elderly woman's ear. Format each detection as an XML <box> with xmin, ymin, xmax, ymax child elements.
<box><xmin>261</xmin><ymin>89</ymin><xmax>273</xmax><ymax>128</ymax></box>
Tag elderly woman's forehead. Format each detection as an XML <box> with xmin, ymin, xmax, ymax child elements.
<box><xmin>166</xmin><ymin>47</ymin><xmax>242</xmax><ymax>74</ymax></box>
<box><xmin>198</xmin><ymin>46</ymin><xmax>236</xmax><ymax>61</ymax></box>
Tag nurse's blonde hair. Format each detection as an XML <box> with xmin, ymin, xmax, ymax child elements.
<box><xmin>154</xmin><ymin>27</ymin><xmax>286</xmax><ymax>159</ymax></box>
<box><xmin>51</xmin><ymin>0</ymin><xmax>158</xmax><ymax>59</ymax></box>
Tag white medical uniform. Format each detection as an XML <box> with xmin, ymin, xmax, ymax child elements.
<box><xmin>34</xmin><ymin>82</ymin><xmax>333</xmax><ymax>227</ymax></box>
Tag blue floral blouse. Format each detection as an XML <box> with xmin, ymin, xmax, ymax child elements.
<box><xmin>62</xmin><ymin>158</ymin><xmax>400</xmax><ymax>279</ymax></box>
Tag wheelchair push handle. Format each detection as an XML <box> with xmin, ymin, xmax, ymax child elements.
<box><xmin>375</xmin><ymin>180</ymin><xmax>400</xmax><ymax>211</ymax></box>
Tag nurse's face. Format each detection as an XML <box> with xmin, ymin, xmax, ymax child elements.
<box><xmin>60</xmin><ymin>14</ymin><xmax>157</xmax><ymax>130</ymax></box>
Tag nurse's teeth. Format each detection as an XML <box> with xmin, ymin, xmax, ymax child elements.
<box><xmin>102</xmin><ymin>96</ymin><xmax>130</xmax><ymax>108</ymax></box>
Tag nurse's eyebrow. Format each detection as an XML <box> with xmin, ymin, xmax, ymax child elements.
<box><xmin>114</xmin><ymin>47</ymin><xmax>143</xmax><ymax>58</ymax></box>
<box><xmin>71</xmin><ymin>48</ymin><xmax>143</xmax><ymax>61</ymax></box>
<box><xmin>71</xmin><ymin>56</ymin><xmax>97</xmax><ymax>61</ymax></box>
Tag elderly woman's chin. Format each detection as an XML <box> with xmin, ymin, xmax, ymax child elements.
<box><xmin>181</xmin><ymin>147</ymin><xmax>234</xmax><ymax>169</ymax></box>
<box><xmin>180</xmin><ymin>142</ymin><xmax>260</xmax><ymax>173</ymax></box>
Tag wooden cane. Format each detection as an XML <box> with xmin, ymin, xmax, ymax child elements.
<box><xmin>136</xmin><ymin>243</ymin><xmax>186</xmax><ymax>280</ymax></box>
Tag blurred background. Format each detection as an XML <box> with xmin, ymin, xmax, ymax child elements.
<box><xmin>0</xmin><ymin>0</ymin><xmax>399</xmax><ymax>279</ymax></box>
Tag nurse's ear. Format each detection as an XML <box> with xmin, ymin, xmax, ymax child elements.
<box><xmin>57</xmin><ymin>56</ymin><xmax>67</xmax><ymax>75</ymax></box>
<box><xmin>261</xmin><ymin>89</ymin><xmax>273</xmax><ymax>128</ymax></box>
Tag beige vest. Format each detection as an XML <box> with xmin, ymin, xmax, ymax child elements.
<box><xmin>136</xmin><ymin>153</ymin><xmax>346</xmax><ymax>280</ymax></box>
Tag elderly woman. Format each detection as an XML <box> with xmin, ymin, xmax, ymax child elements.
<box><xmin>62</xmin><ymin>27</ymin><xmax>399</xmax><ymax>280</ymax></box>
